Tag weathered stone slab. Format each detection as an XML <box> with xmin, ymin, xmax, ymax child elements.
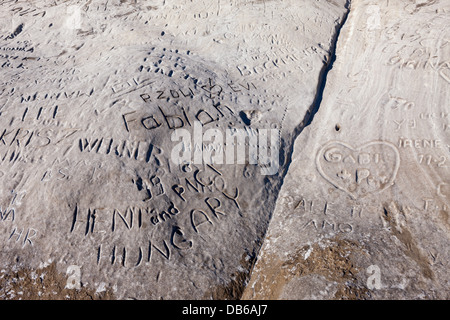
<box><xmin>0</xmin><ymin>0</ymin><xmax>349</xmax><ymax>299</ymax></box>
<box><xmin>244</xmin><ymin>0</ymin><xmax>450</xmax><ymax>300</ymax></box>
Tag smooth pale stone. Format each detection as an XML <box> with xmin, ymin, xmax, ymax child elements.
<box><xmin>0</xmin><ymin>1</ymin><xmax>348</xmax><ymax>299</ymax></box>
<box><xmin>243</xmin><ymin>0</ymin><xmax>450</xmax><ymax>300</ymax></box>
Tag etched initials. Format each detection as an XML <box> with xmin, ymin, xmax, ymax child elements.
<box><xmin>316</xmin><ymin>141</ymin><xmax>400</xmax><ymax>199</ymax></box>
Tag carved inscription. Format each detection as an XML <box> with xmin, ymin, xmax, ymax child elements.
<box><xmin>8</xmin><ymin>226</ymin><xmax>37</xmax><ymax>247</ymax></box>
<box><xmin>77</xmin><ymin>137</ymin><xmax>164</xmax><ymax>165</ymax></box>
<box><xmin>0</xmin><ymin>206</ymin><xmax>15</xmax><ymax>222</ymax></box>
<box><xmin>316</xmin><ymin>141</ymin><xmax>400</xmax><ymax>199</ymax></box>
<box><xmin>67</xmin><ymin>161</ymin><xmax>244</xmax><ymax>268</ymax></box>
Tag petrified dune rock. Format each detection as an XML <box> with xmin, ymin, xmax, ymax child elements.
<box><xmin>0</xmin><ymin>0</ymin><xmax>448</xmax><ymax>300</ymax></box>
<box><xmin>243</xmin><ymin>0</ymin><xmax>450</xmax><ymax>300</ymax></box>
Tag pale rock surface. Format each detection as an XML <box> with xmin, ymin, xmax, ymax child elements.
<box><xmin>1</xmin><ymin>0</ymin><xmax>448</xmax><ymax>301</ymax></box>
<box><xmin>243</xmin><ymin>0</ymin><xmax>450</xmax><ymax>300</ymax></box>
<box><xmin>0</xmin><ymin>0</ymin><xmax>349</xmax><ymax>299</ymax></box>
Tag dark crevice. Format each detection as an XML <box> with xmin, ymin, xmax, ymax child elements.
<box><xmin>279</xmin><ymin>0</ymin><xmax>352</xmax><ymax>180</ymax></box>
<box><xmin>304</xmin><ymin>0</ymin><xmax>352</xmax><ymax>127</ymax></box>
<box><xmin>239</xmin><ymin>0</ymin><xmax>352</xmax><ymax>298</ymax></box>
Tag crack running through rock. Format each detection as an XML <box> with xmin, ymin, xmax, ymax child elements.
<box><xmin>239</xmin><ymin>0</ymin><xmax>353</xmax><ymax>298</ymax></box>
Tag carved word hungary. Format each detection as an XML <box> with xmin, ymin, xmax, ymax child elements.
<box><xmin>316</xmin><ymin>141</ymin><xmax>400</xmax><ymax>199</ymax></box>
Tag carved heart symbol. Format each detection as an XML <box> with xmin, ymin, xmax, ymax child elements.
<box><xmin>439</xmin><ymin>66</ymin><xmax>450</xmax><ymax>84</ymax></box>
<box><xmin>316</xmin><ymin>141</ymin><xmax>400</xmax><ymax>199</ymax></box>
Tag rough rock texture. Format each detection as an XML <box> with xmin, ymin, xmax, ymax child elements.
<box><xmin>243</xmin><ymin>0</ymin><xmax>450</xmax><ymax>300</ymax></box>
<box><xmin>0</xmin><ymin>0</ymin><xmax>349</xmax><ymax>299</ymax></box>
<box><xmin>0</xmin><ymin>0</ymin><xmax>448</xmax><ymax>300</ymax></box>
